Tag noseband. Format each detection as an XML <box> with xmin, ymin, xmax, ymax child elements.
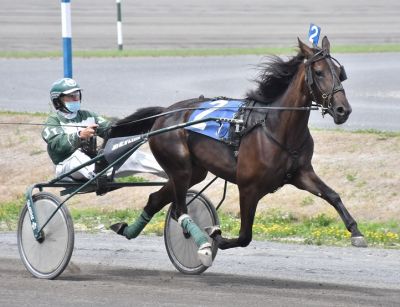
<box><xmin>304</xmin><ymin>49</ymin><xmax>347</xmax><ymax>115</ymax></box>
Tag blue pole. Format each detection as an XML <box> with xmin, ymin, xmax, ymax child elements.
<box><xmin>61</xmin><ymin>0</ymin><xmax>73</xmax><ymax>78</ymax></box>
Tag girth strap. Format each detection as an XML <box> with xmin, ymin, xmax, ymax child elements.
<box><xmin>264</xmin><ymin>124</ymin><xmax>310</xmax><ymax>183</ymax></box>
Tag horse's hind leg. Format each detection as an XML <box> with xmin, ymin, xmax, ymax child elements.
<box><xmin>110</xmin><ymin>165</ymin><xmax>207</xmax><ymax>239</ymax></box>
<box><xmin>292</xmin><ymin>166</ymin><xmax>367</xmax><ymax>247</ymax></box>
<box><xmin>110</xmin><ymin>130</ymin><xmax>195</xmax><ymax>239</ymax></box>
<box><xmin>110</xmin><ymin>170</ymin><xmax>194</xmax><ymax>240</ymax></box>
<box><xmin>110</xmin><ymin>181</ymin><xmax>174</xmax><ymax>238</ymax></box>
<box><xmin>169</xmin><ymin>165</ymin><xmax>214</xmax><ymax>266</ymax></box>
<box><xmin>150</xmin><ymin>130</ymin><xmax>212</xmax><ymax>266</ymax></box>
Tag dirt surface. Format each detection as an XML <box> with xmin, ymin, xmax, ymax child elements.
<box><xmin>1</xmin><ymin>0</ymin><xmax>400</xmax><ymax>52</ymax></box>
<box><xmin>1</xmin><ymin>114</ymin><xmax>399</xmax><ymax>222</ymax></box>
<box><xmin>1</xmin><ymin>232</ymin><xmax>400</xmax><ymax>306</ymax></box>
<box><xmin>1</xmin><ymin>257</ymin><xmax>399</xmax><ymax>307</ymax></box>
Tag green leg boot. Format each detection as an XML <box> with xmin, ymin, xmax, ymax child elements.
<box><xmin>178</xmin><ymin>214</ymin><xmax>213</xmax><ymax>267</ymax></box>
<box><xmin>110</xmin><ymin>211</ymin><xmax>153</xmax><ymax>240</ymax></box>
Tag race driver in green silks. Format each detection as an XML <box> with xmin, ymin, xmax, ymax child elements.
<box><xmin>42</xmin><ymin>78</ymin><xmax>166</xmax><ymax>181</ymax></box>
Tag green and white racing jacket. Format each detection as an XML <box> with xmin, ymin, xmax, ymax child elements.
<box><xmin>42</xmin><ymin>110</ymin><xmax>111</xmax><ymax>164</ymax></box>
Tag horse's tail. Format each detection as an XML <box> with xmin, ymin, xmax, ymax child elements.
<box><xmin>107</xmin><ymin>106</ymin><xmax>166</xmax><ymax>139</ymax></box>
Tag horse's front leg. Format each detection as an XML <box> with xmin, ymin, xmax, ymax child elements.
<box><xmin>292</xmin><ymin>166</ymin><xmax>367</xmax><ymax>247</ymax></box>
<box><xmin>209</xmin><ymin>186</ymin><xmax>258</xmax><ymax>250</ymax></box>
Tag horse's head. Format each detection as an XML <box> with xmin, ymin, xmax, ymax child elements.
<box><xmin>298</xmin><ymin>36</ymin><xmax>351</xmax><ymax>124</ymax></box>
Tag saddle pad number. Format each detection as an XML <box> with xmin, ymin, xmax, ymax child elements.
<box><xmin>185</xmin><ymin>99</ymin><xmax>243</xmax><ymax>141</ymax></box>
<box><xmin>190</xmin><ymin>100</ymin><xmax>229</xmax><ymax>130</ymax></box>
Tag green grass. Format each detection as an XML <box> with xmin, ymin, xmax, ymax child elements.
<box><xmin>0</xmin><ymin>200</ymin><xmax>23</xmax><ymax>231</ymax></box>
<box><xmin>309</xmin><ymin>127</ymin><xmax>400</xmax><ymax>137</ymax></box>
<box><xmin>352</xmin><ymin>129</ymin><xmax>400</xmax><ymax>138</ymax></box>
<box><xmin>1</xmin><ymin>199</ymin><xmax>399</xmax><ymax>248</ymax></box>
<box><xmin>1</xmin><ymin>43</ymin><xmax>400</xmax><ymax>59</ymax></box>
<box><xmin>0</xmin><ymin>110</ymin><xmax>47</xmax><ymax>117</ymax></box>
<box><xmin>219</xmin><ymin>211</ymin><xmax>400</xmax><ymax>247</ymax></box>
<box><xmin>114</xmin><ymin>176</ymin><xmax>147</xmax><ymax>183</ymax></box>
<box><xmin>332</xmin><ymin>44</ymin><xmax>400</xmax><ymax>53</ymax></box>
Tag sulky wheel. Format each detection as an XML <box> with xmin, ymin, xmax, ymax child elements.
<box><xmin>17</xmin><ymin>192</ymin><xmax>74</xmax><ymax>279</ymax></box>
<box><xmin>164</xmin><ymin>190</ymin><xmax>219</xmax><ymax>274</ymax></box>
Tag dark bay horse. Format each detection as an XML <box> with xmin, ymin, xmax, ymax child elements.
<box><xmin>109</xmin><ymin>37</ymin><xmax>367</xmax><ymax>266</ymax></box>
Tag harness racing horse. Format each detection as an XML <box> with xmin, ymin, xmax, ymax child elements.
<box><xmin>109</xmin><ymin>37</ymin><xmax>367</xmax><ymax>267</ymax></box>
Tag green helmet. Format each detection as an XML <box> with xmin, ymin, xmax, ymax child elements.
<box><xmin>50</xmin><ymin>78</ymin><xmax>82</xmax><ymax>111</ymax></box>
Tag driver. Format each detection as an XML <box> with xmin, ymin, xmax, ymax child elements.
<box><xmin>42</xmin><ymin>77</ymin><xmax>166</xmax><ymax>180</ymax></box>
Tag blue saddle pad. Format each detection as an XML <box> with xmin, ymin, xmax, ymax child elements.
<box><xmin>185</xmin><ymin>99</ymin><xmax>244</xmax><ymax>140</ymax></box>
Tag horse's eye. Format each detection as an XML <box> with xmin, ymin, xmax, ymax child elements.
<box><xmin>315</xmin><ymin>70</ymin><xmax>323</xmax><ymax>77</ymax></box>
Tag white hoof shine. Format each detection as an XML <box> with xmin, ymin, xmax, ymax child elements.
<box><xmin>351</xmin><ymin>236</ymin><xmax>368</xmax><ymax>248</ymax></box>
<box><xmin>198</xmin><ymin>242</ymin><xmax>213</xmax><ymax>267</ymax></box>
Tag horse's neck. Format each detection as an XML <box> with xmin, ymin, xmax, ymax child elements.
<box><xmin>269</xmin><ymin>67</ymin><xmax>311</xmax><ymax>146</ymax></box>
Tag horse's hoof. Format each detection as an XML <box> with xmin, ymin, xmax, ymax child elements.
<box><xmin>351</xmin><ymin>236</ymin><xmax>368</xmax><ymax>248</ymax></box>
<box><xmin>204</xmin><ymin>225</ymin><xmax>222</xmax><ymax>238</ymax></box>
<box><xmin>110</xmin><ymin>222</ymin><xmax>128</xmax><ymax>236</ymax></box>
<box><xmin>198</xmin><ymin>242</ymin><xmax>213</xmax><ymax>267</ymax></box>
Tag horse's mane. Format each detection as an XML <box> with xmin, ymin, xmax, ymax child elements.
<box><xmin>246</xmin><ymin>52</ymin><xmax>305</xmax><ymax>104</ymax></box>
<box><xmin>107</xmin><ymin>51</ymin><xmax>306</xmax><ymax>138</ymax></box>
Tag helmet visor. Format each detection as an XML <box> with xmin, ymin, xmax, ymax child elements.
<box><xmin>62</xmin><ymin>87</ymin><xmax>81</xmax><ymax>95</ymax></box>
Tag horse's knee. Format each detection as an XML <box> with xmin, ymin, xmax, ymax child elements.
<box><xmin>325</xmin><ymin>191</ymin><xmax>342</xmax><ymax>205</ymax></box>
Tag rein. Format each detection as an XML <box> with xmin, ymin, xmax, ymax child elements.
<box><xmin>111</xmin><ymin>100</ymin><xmax>320</xmax><ymax>127</ymax></box>
<box><xmin>0</xmin><ymin>103</ymin><xmax>320</xmax><ymax>128</ymax></box>
<box><xmin>0</xmin><ymin>103</ymin><xmax>319</xmax><ymax>128</ymax></box>
<box><xmin>0</xmin><ymin>122</ymin><xmax>87</xmax><ymax>128</ymax></box>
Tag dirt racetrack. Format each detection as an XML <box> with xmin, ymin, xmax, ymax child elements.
<box><xmin>1</xmin><ymin>0</ymin><xmax>400</xmax><ymax>52</ymax></box>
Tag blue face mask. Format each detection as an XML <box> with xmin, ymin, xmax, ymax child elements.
<box><xmin>65</xmin><ymin>101</ymin><xmax>81</xmax><ymax>113</ymax></box>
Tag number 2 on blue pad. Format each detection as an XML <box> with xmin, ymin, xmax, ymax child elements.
<box><xmin>308</xmin><ymin>23</ymin><xmax>321</xmax><ymax>46</ymax></box>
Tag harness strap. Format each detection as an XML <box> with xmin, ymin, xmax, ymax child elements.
<box><xmin>263</xmin><ymin>124</ymin><xmax>310</xmax><ymax>183</ymax></box>
<box><xmin>236</xmin><ymin>102</ymin><xmax>258</xmax><ymax>137</ymax></box>
<box><xmin>239</xmin><ymin>109</ymin><xmax>310</xmax><ymax>183</ymax></box>
<box><xmin>283</xmin><ymin>132</ymin><xmax>310</xmax><ymax>182</ymax></box>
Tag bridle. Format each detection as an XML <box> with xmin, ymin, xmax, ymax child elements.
<box><xmin>304</xmin><ymin>48</ymin><xmax>347</xmax><ymax>116</ymax></box>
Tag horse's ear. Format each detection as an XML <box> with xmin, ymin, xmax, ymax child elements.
<box><xmin>321</xmin><ymin>36</ymin><xmax>330</xmax><ymax>53</ymax></box>
<box><xmin>297</xmin><ymin>37</ymin><xmax>313</xmax><ymax>59</ymax></box>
